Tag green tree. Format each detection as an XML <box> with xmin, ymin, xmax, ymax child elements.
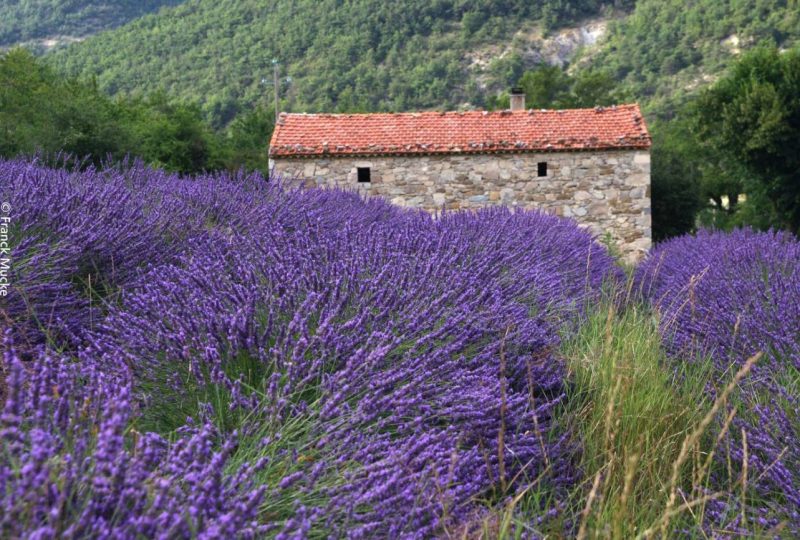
<box><xmin>649</xmin><ymin>120</ymin><xmax>705</xmax><ymax>241</ymax></box>
<box><xmin>461</xmin><ymin>11</ymin><xmax>483</xmax><ymax>37</ymax></box>
<box><xmin>226</xmin><ymin>106</ymin><xmax>275</xmax><ymax>175</ymax></box>
<box><xmin>0</xmin><ymin>48</ymin><xmax>56</xmax><ymax>155</ymax></box>
<box><xmin>47</xmin><ymin>0</ymin><xmax>610</xmax><ymax>121</ymax></box>
<box><xmin>0</xmin><ymin>1</ymin><xmax>183</xmax><ymax>48</ymax></box>
<box><xmin>501</xmin><ymin>66</ymin><xmax>621</xmax><ymax>110</ymax></box>
<box><xmin>570</xmin><ymin>70</ymin><xmax>623</xmax><ymax>108</ymax></box>
<box><xmin>0</xmin><ymin>48</ymin><xmax>129</xmax><ymax>162</ymax></box>
<box><xmin>1</xmin><ymin>50</ymin><xmax>238</xmax><ymax>174</ymax></box>
<box><xmin>694</xmin><ymin>44</ymin><xmax>800</xmax><ymax>233</ymax></box>
<box><xmin>517</xmin><ymin>65</ymin><xmax>572</xmax><ymax>108</ymax></box>
<box><xmin>128</xmin><ymin>92</ymin><xmax>225</xmax><ymax>174</ymax></box>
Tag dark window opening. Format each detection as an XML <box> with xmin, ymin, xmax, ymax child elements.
<box><xmin>357</xmin><ymin>167</ymin><xmax>371</xmax><ymax>183</ymax></box>
<box><xmin>537</xmin><ymin>162</ymin><xmax>547</xmax><ymax>177</ymax></box>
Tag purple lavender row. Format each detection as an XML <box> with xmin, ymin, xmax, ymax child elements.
<box><xmin>2</xmin><ymin>157</ymin><xmax>621</xmax><ymax>537</ymax></box>
<box><xmin>637</xmin><ymin>228</ymin><xmax>800</xmax><ymax>534</ymax></box>
<box><xmin>92</xmin><ymin>205</ymin><xmax>619</xmax><ymax>536</ymax></box>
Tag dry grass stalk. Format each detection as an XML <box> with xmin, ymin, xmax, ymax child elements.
<box><xmin>526</xmin><ymin>355</ymin><xmax>550</xmax><ymax>468</ymax></box>
<box><xmin>639</xmin><ymin>490</ymin><xmax>726</xmax><ymax>539</ymax></box>
<box><xmin>754</xmin><ymin>446</ymin><xmax>788</xmax><ymax>485</ymax></box>
<box><xmin>497</xmin><ymin>326</ymin><xmax>511</xmax><ymax>495</ymax></box>
<box><xmin>652</xmin><ymin>351</ymin><xmax>762</xmax><ymax>538</ymax></box>
<box><xmin>576</xmin><ymin>470</ymin><xmax>603</xmax><ymax>540</ymax></box>
<box><xmin>602</xmin><ymin>375</ymin><xmax>622</xmax><ymax>495</ymax></box>
<box><xmin>604</xmin><ymin>303</ymin><xmax>615</xmax><ymax>351</ymax></box>
<box><xmin>741</xmin><ymin>428</ymin><xmax>748</xmax><ymax>530</ymax></box>
<box><xmin>693</xmin><ymin>405</ymin><xmax>738</xmax><ymax>527</ymax></box>
<box><xmin>614</xmin><ymin>452</ymin><xmax>640</xmax><ymax>539</ymax></box>
<box><xmin>656</xmin><ymin>266</ymin><xmax>709</xmax><ymax>334</ymax></box>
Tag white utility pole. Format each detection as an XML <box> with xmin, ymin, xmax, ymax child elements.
<box><xmin>272</xmin><ymin>58</ymin><xmax>279</xmax><ymax>124</ymax></box>
<box><xmin>262</xmin><ymin>60</ymin><xmax>291</xmax><ymax>124</ymax></box>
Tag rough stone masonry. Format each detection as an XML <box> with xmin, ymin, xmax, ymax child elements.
<box><xmin>269</xmin><ymin>98</ymin><xmax>652</xmax><ymax>261</ymax></box>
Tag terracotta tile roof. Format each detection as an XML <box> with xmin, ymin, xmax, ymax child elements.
<box><xmin>269</xmin><ymin>104</ymin><xmax>651</xmax><ymax>158</ymax></box>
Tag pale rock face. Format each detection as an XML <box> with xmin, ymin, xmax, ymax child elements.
<box><xmin>273</xmin><ymin>149</ymin><xmax>652</xmax><ymax>260</ymax></box>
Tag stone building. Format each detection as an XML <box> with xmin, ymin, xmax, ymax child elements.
<box><xmin>269</xmin><ymin>95</ymin><xmax>652</xmax><ymax>260</ymax></box>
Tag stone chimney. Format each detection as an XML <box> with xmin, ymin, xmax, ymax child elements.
<box><xmin>510</xmin><ymin>87</ymin><xmax>526</xmax><ymax>111</ymax></box>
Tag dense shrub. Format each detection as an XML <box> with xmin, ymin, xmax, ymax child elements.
<box><xmin>637</xmin><ymin>229</ymin><xmax>800</xmax><ymax>533</ymax></box>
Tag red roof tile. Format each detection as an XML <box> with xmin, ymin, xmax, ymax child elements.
<box><xmin>268</xmin><ymin>104</ymin><xmax>651</xmax><ymax>158</ymax></box>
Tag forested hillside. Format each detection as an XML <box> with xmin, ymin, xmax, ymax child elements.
<box><xmin>0</xmin><ymin>1</ymin><xmax>184</xmax><ymax>49</ymax></box>
<box><xmin>50</xmin><ymin>0</ymin><xmax>611</xmax><ymax>127</ymax></box>
<box><xmin>593</xmin><ymin>0</ymin><xmax>800</xmax><ymax>116</ymax></box>
<box><xmin>48</xmin><ymin>0</ymin><xmax>800</xmax><ymax>125</ymax></box>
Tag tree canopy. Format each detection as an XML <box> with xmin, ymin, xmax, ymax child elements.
<box><xmin>0</xmin><ymin>49</ymin><xmax>270</xmax><ymax>174</ymax></box>
<box><xmin>694</xmin><ymin>44</ymin><xmax>800</xmax><ymax>233</ymax></box>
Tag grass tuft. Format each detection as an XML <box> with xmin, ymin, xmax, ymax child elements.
<box><xmin>478</xmin><ymin>303</ymin><xmax>767</xmax><ymax>538</ymax></box>
<box><xmin>561</xmin><ymin>304</ymin><xmax>712</xmax><ymax>537</ymax></box>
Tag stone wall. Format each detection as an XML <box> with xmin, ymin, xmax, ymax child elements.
<box><xmin>271</xmin><ymin>149</ymin><xmax>651</xmax><ymax>261</ymax></box>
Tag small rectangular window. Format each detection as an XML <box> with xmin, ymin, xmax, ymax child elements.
<box><xmin>537</xmin><ymin>162</ymin><xmax>547</xmax><ymax>177</ymax></box>
<box><xmin>357</xmin><ymin>167</ymin><xmax>371</xmax><ymax>183</ymax></box>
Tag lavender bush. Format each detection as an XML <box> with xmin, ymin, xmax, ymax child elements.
<box><xmin>1</xmin><ymin>157</ymin><xmax>622</xmax><ymax>537</ymax></box>
<box><xmin>2</xmin><ymin>158</ymin><xmax>197</xmax><ymax>349</ymax></box>
<box><xmin>91</xmin><ymin>205</ymin><xmax>621</xmax><ymax>536</ymax></box>
<box><xmin>1</xmin><ymin>341</ymin><xmax>267</xmax><ymax>539</ymax></box>
<box><xmin>1</xmin><ymin>156</ymin><xmax>327</xmax><ymax>349</ymax></box>
<box><xmin>637</xmin><ymin>228</ymin><xmax>800</xmax><ymax>533</ymax></box>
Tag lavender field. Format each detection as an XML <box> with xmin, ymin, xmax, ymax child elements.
<box><xmin>1</xmin><ymin>158</ymin><xmax>798</xmax><ymax>538</ymax></box>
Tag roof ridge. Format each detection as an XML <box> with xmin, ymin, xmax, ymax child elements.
<box><xmin>278</xmin><ymin>103</ymin><xmax>643</xmax><ymax>117</ymax></box>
